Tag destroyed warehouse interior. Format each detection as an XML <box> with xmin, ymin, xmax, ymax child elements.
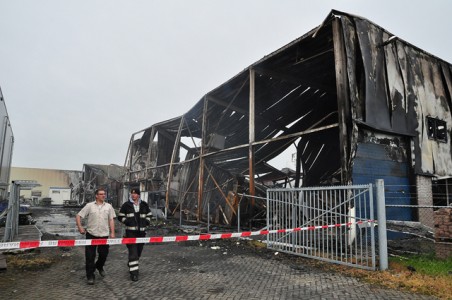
<box><xmin>122</xmin><ymin>10</ymin><xmax>452</xmax><ymax>227</ymax></box>
<box><xmin>75</xmin><ymin>164</ymin><xmax>126</xmax><ymax>208</ymax></box>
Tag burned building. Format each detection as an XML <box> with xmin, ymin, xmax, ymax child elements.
<box><xmin>124</xmin><ymin>10</ymin><xmax>452</xmax><ymax>227</ymax></box>
<box><xmin>76</xmin><ymin>164</ymin><xmax>126</xmax><ymax>208</ymax></box>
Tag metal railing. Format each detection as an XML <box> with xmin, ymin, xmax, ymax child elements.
<box><xmin>266</xmin><ymin>180</ymin><xmax>387</xmax><ymax>270</ymax></box>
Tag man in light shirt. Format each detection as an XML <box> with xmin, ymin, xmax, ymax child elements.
<box><xmin>76</xmin><ymin>188</ymin><xmax>116</xmax><ymax>285</ymax></box>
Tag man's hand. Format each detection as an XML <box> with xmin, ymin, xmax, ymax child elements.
<box><xmin>109</xmin><ymin>232</ymin><xmax>115</xmax><ymax>238</ymax></box>
<box><xmin>75</xmin><ymin>215</ymin><xmax>85</xmax><ymax>234</ymax></box>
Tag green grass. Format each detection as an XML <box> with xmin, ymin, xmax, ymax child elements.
<box><xmin>390</xmin><ymin>253</ymin><xmax>452</xmax><ymax>276</ymax></box>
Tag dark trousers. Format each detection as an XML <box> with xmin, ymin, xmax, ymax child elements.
<box><xmin>85</xmin><ymin>232</ymin><xmax>110</xmax><ymax>279</ymax></box>
<box><xmin>125</xmin><ymin>230</ymin><xmax>145</xmax><ymax>275</ymax></box>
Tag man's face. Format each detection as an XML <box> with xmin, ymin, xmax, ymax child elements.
<box><xmin>96</xmin><ymin>191</ymin><xmax>106</xmax><ymax>201</ymax></box>
<box><xmin>131</xmin><ymin>191</ymin><xmax>140</xmax><ymax>201</ymax></box>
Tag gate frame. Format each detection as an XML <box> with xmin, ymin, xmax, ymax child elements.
<box><xmin>266</xmin><ymin>180</ymin><xmax>387</xmax><ymax>271</ymax></box>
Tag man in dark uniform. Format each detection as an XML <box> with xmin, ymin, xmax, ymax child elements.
<box><xmin>118</xmin><ymin>187</ymin><xmax>152</xmax><ymax>281</ymax></box>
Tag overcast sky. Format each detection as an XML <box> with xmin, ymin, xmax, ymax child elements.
<box><xmin>1</xmin><ymin>0</ymin><xmax>451</xmax><ymax>171</ymax></box>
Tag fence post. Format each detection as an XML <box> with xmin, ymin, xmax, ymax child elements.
<box><xmin>376</xmin><ymin>179</ymin><xmax>388</xmax><ymax>270</ymax></box>
<box><xmin>179</xmin><ymin>201</ymin><xmax>182</xmax><ymax>228</ymax></box>
<box><xmin>207</xmin><ymin>199</ymin><xmax>210</xmax><ymax>233</ymax></box>
<box><xmin>237</xmin><ymin>197</ymin><xmax>241</xmax><ymax>233</ymax></box>
<box><xmin>4</xmin><ymin>181</ymin><xmax>19</xmax><ymax>242</ymax></box>
<box><xmin>3</xmin><ymin>184</ymin><xmax>14</xmax><ymax>241</ymax></box>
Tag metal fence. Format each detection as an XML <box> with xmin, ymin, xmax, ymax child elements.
<box><xmin>2</xmin><ymin>180</ymin><xmax>40</xmax><ymax>242</ymax></box>
<box><xmin>266</xmin><ymin>183</ymin><xmax>382</xmax><ymax>270</ymax></box>
<box><xmin>384</xmin><ymin>184</ymin><xmax>451</xmax><ymax>258</ymax></box>
<box><xmin>386</xmin><ymin>210</ymin><xmax>448</xmax><ymax>257</ymax></box>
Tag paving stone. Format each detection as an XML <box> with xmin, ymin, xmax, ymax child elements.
<box><xmin>0</xmin><ymin>240</ymin><xmax>437</xmax><ymax>299</ymax></box>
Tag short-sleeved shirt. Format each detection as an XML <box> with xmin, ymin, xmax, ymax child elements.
<box><xmin>77</xmin><ymin>201</ymin><xmax>116</xmax><ymax>237</ymax></box>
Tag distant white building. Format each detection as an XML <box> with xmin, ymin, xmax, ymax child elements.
<box><xmin>49</xmin><ymin>187</ymin><xmax>72</xmax><ymax>205</ymax></box>
<box><xmin>10</xmin><ymin>167</ymin><xmax>82</xmax><ymax>203</ymax></box>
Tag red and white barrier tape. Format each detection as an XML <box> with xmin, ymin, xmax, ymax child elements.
<box><xmin>0</xmin><ymin>220</ymin><xmax>375</xmax><ymax>250</ymax></box>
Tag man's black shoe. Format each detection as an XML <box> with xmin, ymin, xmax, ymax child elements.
<box><xmin>87</xmin><ymin>277</ymin><xmax>95</xmax><ymax>285</ymax></box>
<box><xmin>97</xmin><ymin>268</ymin><xmax>106</xmax><ymax>277</ymax></box>
<box><xmin>131</xmin><ymin>274</ymin><xmax>139</xmax><ymax>282</ymax></box>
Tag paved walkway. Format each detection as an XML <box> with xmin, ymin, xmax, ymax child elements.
<box><xmin>0</xmin><ymin>238</ymin><xmax>436</xmax><ymax>300</ymax></box>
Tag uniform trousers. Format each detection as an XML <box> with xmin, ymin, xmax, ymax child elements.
<box><xmin>125</xmin><ymin>230</ymin><xmax>145</xmax><ymax>275</ymax></box>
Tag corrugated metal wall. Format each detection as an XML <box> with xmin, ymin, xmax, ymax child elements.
<box><xmin>0</xmin><ymin>89</ymin><xmax>13</xmax><ymax>201</ymax></box>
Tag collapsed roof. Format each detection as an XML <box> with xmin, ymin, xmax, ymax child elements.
<box><xmin>124</xmin><ymin>9</ymin><xmax>452</xmax><ymax>225</ymax></box>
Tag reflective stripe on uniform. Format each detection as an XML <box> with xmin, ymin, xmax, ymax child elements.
<box><xmin>129</xmin><ymin>260</ymin><xmax>139</xmax><ymax>271</ymax></box>
<box><xmin>126</xmin><ymin>213</ymin><xmax>135</xmax><ymax>217</ymax></box>
<box><xmin>126</xmin><ymin>226</ymin><xmax>138</xmax><ymax>230</ymax></box>
<box><xmin>129</xmin><ymin>260</ymin><xmax>139</xmax><ymax>266</ymax></box>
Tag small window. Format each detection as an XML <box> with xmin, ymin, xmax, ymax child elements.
<box><xmin>426</xmin><ymin>117</ymin><xmax>447</xmax><ymax>143</ymax></box>
<box><xmin>31</xmin><ymin>191</ymin><xmax>42</xmax><ymax>197</ymax></box>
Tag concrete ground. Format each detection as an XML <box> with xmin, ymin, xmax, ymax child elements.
<box><xmin>0</xmin><ymin>237</ymin><xmax>437</xmax><ymax>299</ymax></box>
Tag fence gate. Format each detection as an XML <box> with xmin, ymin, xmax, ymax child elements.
<box><xmin>267</xmin><ymin>184</ymin><xmax>376</xmax><ymax>270</ymax></box>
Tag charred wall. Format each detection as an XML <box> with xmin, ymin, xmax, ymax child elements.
<box><xmin>341</xmin><ymin>14</ymin><xmax>452</xmax><ymax>178</ymax></box>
